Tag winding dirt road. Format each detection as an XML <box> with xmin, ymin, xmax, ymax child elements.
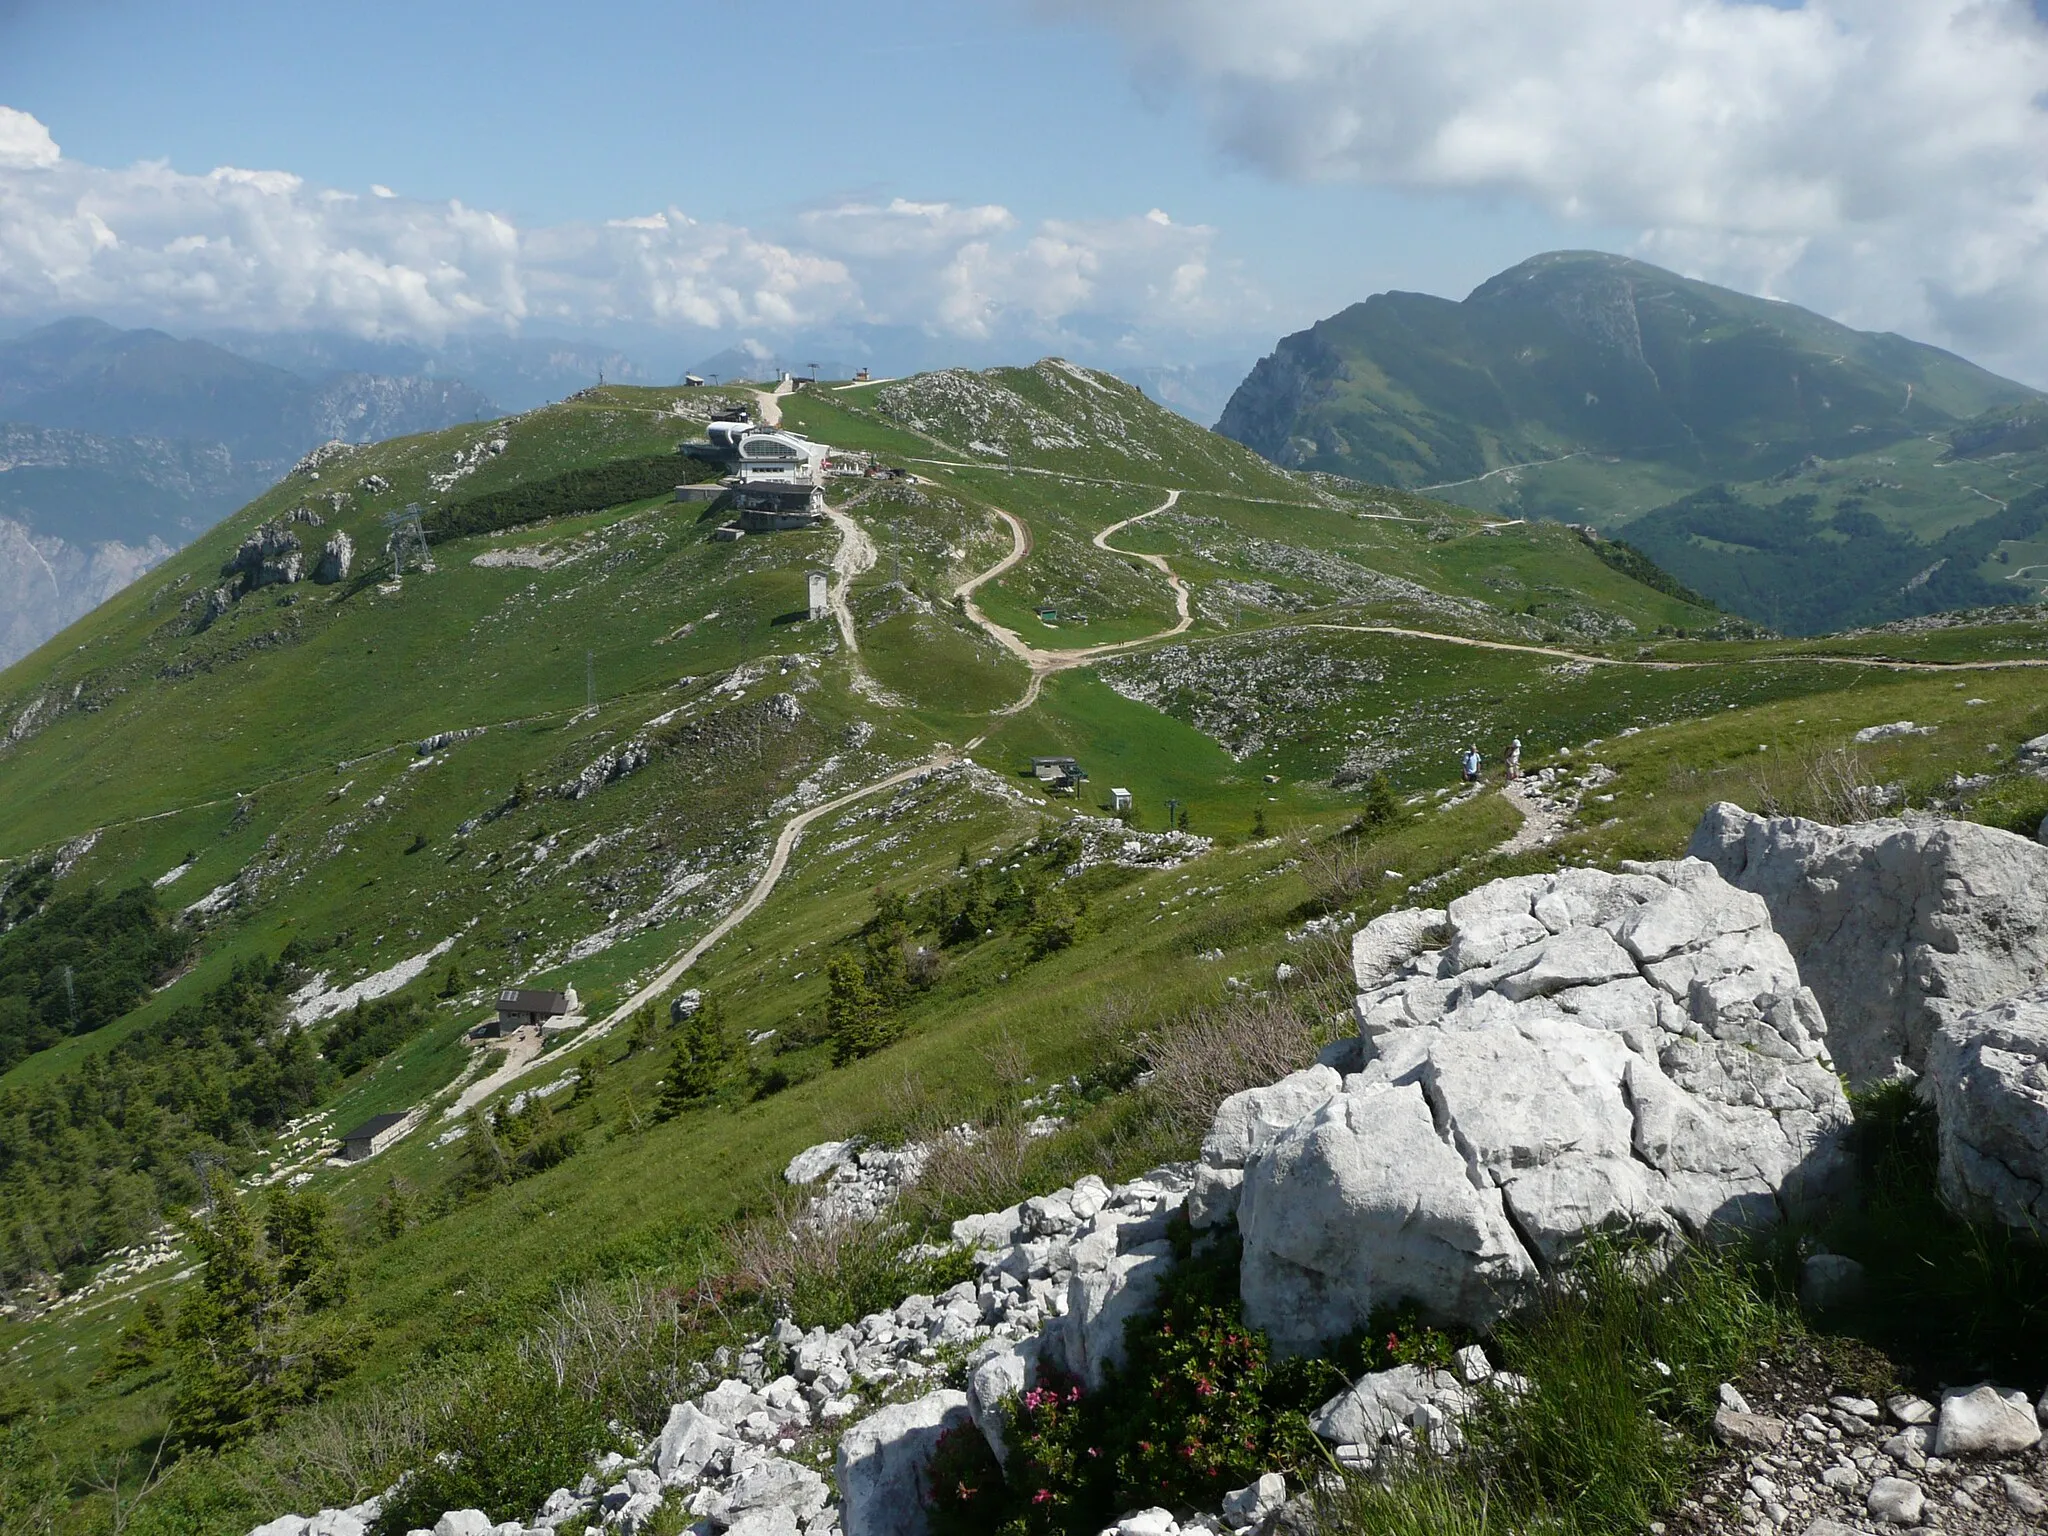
<box><xmin>577</xmin><ymin>754</ymin><xmax>955</xmax><ymax>1050</ymax></box>
<box><xmin>952</xmin><ymin>489</ymin><xmax>1196</xmax><ymax>715</ymax></box>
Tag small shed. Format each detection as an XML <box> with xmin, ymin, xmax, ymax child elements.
<box><xmin>494</xmin><ymin>987</ymin><xmax>570</xmax><ymax>1033</ymax></box>
<box><xmin>338</xmin><ymin>1113</ymin><xmax>407</xmax><ymax>1162</ymax></box>
<box><xmin>682</xmin><ymin>373</ymin><xmax>705</xmax><ymax>387</ymax></box>
<box><xmin>1110</xmin><ymin>787</ymin><xmax>1133</xmax><ymax>813</ymax></box>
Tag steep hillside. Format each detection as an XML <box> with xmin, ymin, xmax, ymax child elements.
<box><xmin>1216</xmin><ymin>252</ymin><xmax>2048</xmax><ymax>632</ymax></box>
<box><xmin>1</xmin><ymin>359</ymin><xmax>2045</xmax><ymax>1536</ymax></box>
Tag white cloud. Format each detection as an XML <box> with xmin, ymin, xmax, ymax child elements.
<box><xmin>0</xmin><ymin>107</ymin><xmax>60</xmax><ymax>171</ymax></box>
<box><xmin>0</xmin><ymin>107</ymin><xmax>1260</xmax><ymax>354</ymax></box>
<box><xmin>1065</xmin><ymin>0</ymin><xmax>2048</xmax><ymax>382</ymax></box>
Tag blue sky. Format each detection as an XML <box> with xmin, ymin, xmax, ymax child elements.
<box><xmin>5</xmin><ymin>1</ymin><xmax>2048</xmax><ymax>388</ymax></box>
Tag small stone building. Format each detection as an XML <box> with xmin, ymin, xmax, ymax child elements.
<box><xmin>338</xmin><ymin>1113</ymin><xmax>407</xmax><ymax>1161</ymax></box>
<box><xmin>493</xmin><ymin>987</ymin><xmax>570</xmax><ymax>1033</ymax></box>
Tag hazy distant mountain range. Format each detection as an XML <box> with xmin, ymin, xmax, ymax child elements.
<box><xmin>1216</xmin><ymin>251</ymin><xmax>2048</xmax><ymax>632</ymax></box>
<box><xmin>0</xmin><ymin>319</ymin><xmax>501</xmax><ymax>666</ymax></box>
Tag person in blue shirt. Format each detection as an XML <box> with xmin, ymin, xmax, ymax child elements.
<box><xmin>1461</xmin><ymin>745</ymin><xmax>1481</xmax><ymax>784</ymax></box>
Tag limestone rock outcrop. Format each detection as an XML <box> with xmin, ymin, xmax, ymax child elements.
<box><xmin>1213</xmin><ymin>860</ymin><xmax>1851</xmax><ymax>1355</ymax></box>
<box><xmin>1926</xmin><ymin>988</ymin><xmax>2048</xmax><ymax>1231</ymax></box>
<box><xmin>1689</xmin><ymin>802</ymin><xmax>2048</xmax><ymax>1086</ymax></box>
<box><xmin>314</xmin><ymin>530</ymin><xmax>353</xmax><ymax>584</ymax></box>
<box><xmin>834</xmin><ymin>1390</ymin><xmax>972</xmax><ymax>1536</ymax></box>
<box><xmin>229</xmin><ymin>521</ymin><xmax>304</xmax><ymax>591</ymax></box>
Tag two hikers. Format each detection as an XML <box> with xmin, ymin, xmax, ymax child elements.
<box><xmin>1460</xmin><ymin>738</ymin><xmax>1523</xmax><ymax>784</ymax></box>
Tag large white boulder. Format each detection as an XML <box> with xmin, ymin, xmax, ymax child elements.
<box><xmin>653</xmin><ymin>1400</ymin><xmax>730</xmax><ymax>1486</ymax></box>
<box><xmin>966</xmin><ymin>1338</ymin><xmax>1037</xmax><ymax>1466</ymax></box>
<box><xmin>1226</xmin><ymin>859</ymin><xmax>1852</xmax><ymax>1355</ymax></box>
<box><xmin>835</xmin><ymin>1389</ymin><xmax>973</xmax><ymax>1536</ymax></box>
<box><xmin>1932</xmin><ymin>1383</ymin><xmax>2042</xmax><ymax>1456</ymax></box>
<box><xmin>1689</xmin><ymin>802</ymin><xmax>2048</xmax><ymax>1086</ymax></box>
<box><xmin>1046</xmin><ymin>1239</ymin><xmax>1175</xmax><ymax>1388</ymax></box>
<box><xmin>1927</xmin><ymin>989</ymin><xmax>2048</xmax><ymax>1230</ymax></box>
<box><xmin>724</xmin><ymin>1455</ymin><xmax>831</xmax><ymax>1524</ymax></box>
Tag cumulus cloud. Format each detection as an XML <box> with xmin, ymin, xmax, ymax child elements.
<box><xmin>0</xmin><ymin>106</ymin><xmax>60</xmax><ymax>170</ymax></box>
<box><xmin>0</xmin><ymin>107</ymin><xmax>1258</xmax><ymax>353</ymax></box>
<box><xmin>1065</xmin><ymin>0</ymin><xmax>2048</xmax><ymax>380</ymax></box>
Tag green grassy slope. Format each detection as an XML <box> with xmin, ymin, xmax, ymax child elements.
<box><xmin>2</xmin><ymin>355</ymin><xmax>2045</xmax><ymax>1536</ymax></box>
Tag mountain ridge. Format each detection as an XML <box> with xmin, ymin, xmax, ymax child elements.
<box><xmin>1215</xmin><ymin>251</ymin><xmax>2048</xmax><ymax>630</ymax></box>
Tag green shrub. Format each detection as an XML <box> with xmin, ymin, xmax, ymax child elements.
<box><xmin>928</xmin><ymin>1227</ymin><xmax>1348</xmax><ymax>1535</ymax></box>
<box><xmin>925</xmin><ymin>1419</ymin><xmax>1009</xmax><ymax>1536</ymax></box>
<box><xmin>372</xmin><ymin>1354</ymin><xmax>616</xmax><ymax>1535</ymax></box>
<box><xmin>1966</xmin><ymin>773</ymin><xmax>2048</xmax><ymax>840</ymax></box>
<box><xmin>424</xmin><ymin>456</ymin><xmax>715</xmax><ymax>542</ymax></box>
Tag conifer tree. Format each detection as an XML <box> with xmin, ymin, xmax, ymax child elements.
<box><xmin>825</xmin><ymin>951</ymin><xmax>890</xmax><ymax>1064</ymax></box>
<box><xmin>167</xmin><ymin>1173</ymin><xmax>353</xmax><ymax>1449</ymax></box>
<box><xmin>656</xmin><ymin>993</ymin><xmax>734</xmax><ymax>1119</ymax></box>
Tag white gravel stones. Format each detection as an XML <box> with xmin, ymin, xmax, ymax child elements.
<box><xmin>2002</xmin><ymin>1472</ymin><xmax>2047</xmax><ymax>1517</ymax></box>
<box><xmin>1866</xmin><ymin>1474</ymin><xmax>1926</xmax><ymax>1525</ymax></box>
<box><xmin>1220</xmin><ymin>1472</ymin><xmax>1287</xmax><ymax>1530</ymax></box>
<box><xmin>1927</xmin><ymin>988</ymin><xmax>2048</xmax><ymax>1232</ymax></box>
<box><xmin>1932</xmin><ymin>1383</ymin><xmax>2043</xmax><ymax>1457</ymax></box>
<box><xmin>1309</xmin><ymin>1363</ymin><xmax>1475</xmax><ymax>1459</ymax></box>
<box><xmin>1226</xmin><ymin>860</ymin><xmax>1851</xmax><ymax>1351</ymax></box>
<box><xmin>1888</xmin><ymin>1394</ymin><xmax>1937</xmax><ymax>1426</ymax></box>
<box><xmin>1690</xmin><ymin>802</ymin><xmax>2048</xmax><ymax>1086</ymax></box>
<box><xmin>834</xmin><ymin>1390</ymin><xmax>973</xmax><ymax>1536</ymax></box>
<box><xmin>786</xmin><ymin>1140</ymin><xmax>863</xmax><ymax>1185</ymax></box>
<box><xmin>431</xmin><ymin>1513</ymin><xmax>491</xmax><ymax>1536</ymax></box>
<box><xmin>726</xmin><ymin>1455</ymin><xmax>831</xmax><ymax>1524</ymax></box>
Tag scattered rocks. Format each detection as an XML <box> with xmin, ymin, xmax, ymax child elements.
<box><xmin>1309</xmin><ymin>1361</ymin><xmax>1481</xmax><ymax>1470</ymax></box>
<box><xmin>1865</xmin><ymin>1474</ymin><xmax>1925</xmax><ymax>1525</ymax></box>
<box><xmin>1932</xmin><ymin>1384</ymin><xmax>2042</xmax><ymax>1457</ymax></box>
<box><xmin>1221</xmin><ymin>1472</ymin><xmax>1287</xmax><ymax>1530</ymax></box>
<box><xmin>229</xmin><ymin>521</ymin><xmax>305</xmax><ymax>591</ymax></box>
<box><xmin>1852</xmin><ymin>721</ymin><xmax>1932</xmax><ymax>744</ymax></box>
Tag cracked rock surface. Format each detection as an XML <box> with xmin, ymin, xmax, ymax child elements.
<box><xmin>1207</xmin><ymin>858</ymin><xmax>1853</xmax><ymax>1353</ymax></box>
<box><xmin>1689</xmin><ymin>803</ymin><xmax>2048</xmax><ymax>1088</ymax></box>
<box><xmin>1926</xmin><ymin>987</ymin><xmax>2048</xmax><ymax>1234</ymax></box>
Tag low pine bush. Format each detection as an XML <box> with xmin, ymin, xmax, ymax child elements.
<box><xmin>370</xmin><ymin>1353</ymin><xmax>616</xmax><ymax>1535</ymax></box>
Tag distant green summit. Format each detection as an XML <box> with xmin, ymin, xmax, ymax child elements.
<box><xmin>1217</xmin><ymin>252</ymin><xmax>2048</xmax><ymax>632</ymax></box>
